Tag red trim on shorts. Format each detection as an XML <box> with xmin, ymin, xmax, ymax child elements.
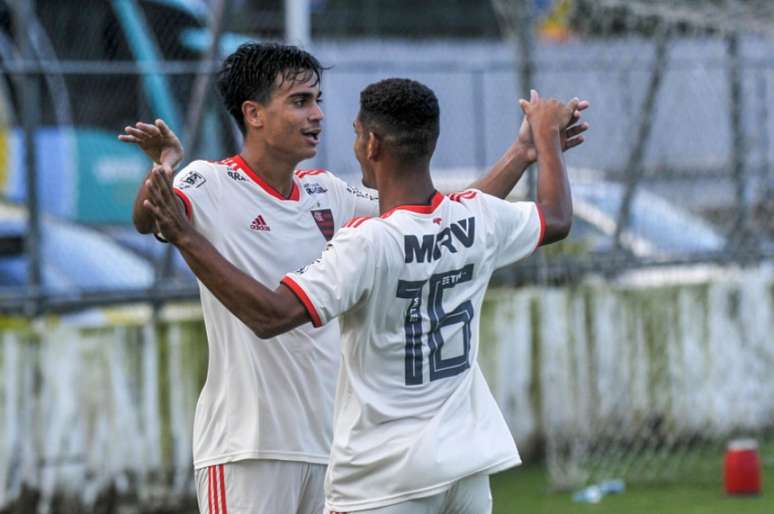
<box><xmin>218</xmin><ymin>464</ymin><xmax>228</xmax><ymax>514</ymax></box>
<box><xmin>173</xmin><ymin>188</ymin><xmax>193</xmax><ymax>220</ymax></box>
<box><xmin>381</xmin><ymin>191</ymin><xmax>444</xmax><ymax>218</ymax></box>
<box><xmin>228</xmin><ymin>155</ymin><xmax>300</xmax><ymax>201</ymax></box>
<box><xmin>208</xmin><ymin>466</ymin><xmax>216</xmax><ymax>514</ymax></box>
<box><xmin>281</xmin><ymin>276</ymin><xmax>323</xmax><ymax>327</ymax></box>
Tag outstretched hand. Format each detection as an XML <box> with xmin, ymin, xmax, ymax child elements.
<box><xmin>119</xmin><ymin>118</ymin><xmax>184</xmax><ymax>169</ymax></box>
<box><xmin>143</xmin><ymin>165</ymin><xmax>192</xmax><ymax>245</ymax></box>
<box><xmin>515</xmin><ymin>92</ymin><xmax>589</xmax><ymax>162</ymax></box>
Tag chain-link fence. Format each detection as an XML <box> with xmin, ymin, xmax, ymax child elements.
<box><xmin>2</xmin><ymin>0</ymin><xmax>773</xmax><ymax>314</ymax></box>
<box><xmin>0</xmin><ymin>0</ymin><xmax>773</xmax><ymax>510</ymax></box>
<box><xmin>492</xmin><ymin>0</ymin><xmax>774</xmax><ymax>490</ymax></box>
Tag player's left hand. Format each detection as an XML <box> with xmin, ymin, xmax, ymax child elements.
<box><xmin>119</xmin><ymin>118</ymin><xmax>184</xmax><ymax>169</ymax></box>
<box><xmin>143</xmin><ymin>165</ymin><xmax>192</xmax><ymax>246</ymax></box>
<box><xmin>515</xmin><ymin>96</ymin><xmax>590</xmax><ymax>162</ymax></box>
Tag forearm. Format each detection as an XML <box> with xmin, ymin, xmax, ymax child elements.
<box><xmin>535</xmin><ymin>127</ymin><xmax>572</xmax><ymax>244</ymax></box>
<box><xmin>468</xmin><ymin>144</ymin><xmax>532</xmax><ymax>199</ymax></box>
<box><xmin>175</xmin><ymin>231</ymin><xmax>308</xmax><ymax>338</ymax></box>
<box><xmin>133</xmin><ymin>169</ymin><xmax>157</xmax><ymax>234</ymax></box>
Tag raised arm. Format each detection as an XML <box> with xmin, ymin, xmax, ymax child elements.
<box><xmin>469</xmin><ymin>97</ymin><xmax>589</xmax><ymax>199</ymax></box>
<box><xmin>118</xmin><ymin>119</ymin><xmax>184</xmax><ymax>233</ymax></box>
<box><xmin>520</xmin><ymin>90</ymin><xmax>575</xmax><ymax>245</ymax></box>
<box><xmin>142</xmin><ymin>167</ymin><xmax>309</xmax><ymax>338</ymax></box>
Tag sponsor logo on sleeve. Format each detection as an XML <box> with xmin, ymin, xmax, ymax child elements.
<box><xmin>304</xmin><ymin>182</ymin><xmax>328</xmax><ymax>195</ymax></box>
<box><xmin>345</xmin><ymin>185</ymin><xmax>378</xmax><ymax>201</ymax></box>
<box><xmin>177</xmin><ymin>170</ymin><xmax>206</xmax><ymax>189</ymax></box>
<box><xmin>227</xmin><ymin>168</ymin><xmax>247</xmax><ymax>182</ymax></box>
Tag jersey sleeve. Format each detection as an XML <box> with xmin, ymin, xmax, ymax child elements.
<box><xmin>326</xmin><ymin>173</ymin><xmax>380</xmax><ymax>219</ymax></box>
<box><xmin>171</xmin><ymin>161</ymin><xmax>222</xmax><ymax>234</ymax></box>
<box><xmin>280</xmin><ymin>224</ymin><xmax>376</xmax><ymax>327</ymax></box>
<box><xmin>479</xmin><ymin>193</ymin><xmax>545</xmax><ymax>268</ymax></box>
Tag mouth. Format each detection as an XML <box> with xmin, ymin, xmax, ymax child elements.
<box><xmin>301</xmin><ymin>128</ymin><xmax>321</xmax><ymax>145</ymax></box>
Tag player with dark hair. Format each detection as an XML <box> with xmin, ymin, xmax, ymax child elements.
<box><xmin>142</xmin><ymin>77</ymin><xmax>577</xmax><ymax>514</ymax></box>
<box><xmin>121</xmin><ymin>42</ymin><xmax>588</xmax><ymax>514</ymax></box>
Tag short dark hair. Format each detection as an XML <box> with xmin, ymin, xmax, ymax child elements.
<box><xmin>217</xmin><ymin>42</ymin><xmax>325</xmax><ymax>134</ymax></box>
<box><xmin>358</xmin><ymin>78</ymin><xmax>440</xmax><ymax>162</ymax></box>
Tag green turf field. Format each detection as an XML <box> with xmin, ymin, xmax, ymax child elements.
<box><xmin>491</xmin><ymin>464</ymin><xmax>773</xmax><ymax>514</ymax></box>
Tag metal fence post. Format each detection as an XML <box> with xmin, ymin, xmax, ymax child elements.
<box><xmin>13</xmin><ymin>0</ymin><xmax>41</xmax><ymax>315</ymax></box>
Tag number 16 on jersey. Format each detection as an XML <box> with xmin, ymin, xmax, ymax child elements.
<box><xmin>396</xmin><ymin>264</ymin><xmax>475</xmax><ymax>386</ymax></box>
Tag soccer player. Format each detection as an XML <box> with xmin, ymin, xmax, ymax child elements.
<box><xmin>122</xmin><ymin>43</ymin><xmax>588</xmax><ymax>514</ymax></box>
<box><xmin>142</xmin><ymin>78</ymin><xmax>575</xmax><ymax>514</ymax></box>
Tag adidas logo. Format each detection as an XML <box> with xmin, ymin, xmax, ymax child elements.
<box><xmin>250</xmin><ymin>214</ymin><xmax>271</xmax><ymax>231</ymax></box>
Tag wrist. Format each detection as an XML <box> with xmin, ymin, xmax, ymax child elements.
<box><xmin>504</xmin><ymin>141</ymin><xmax>534</xmax><ymax>169</ymax></box>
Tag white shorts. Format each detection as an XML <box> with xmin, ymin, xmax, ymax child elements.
<box><xmin>195</xmin><ymin>460</ymin><xmax>326</xmax><ymax>514</ymax></box>
<box><xmin>330</xmin><ymin>473</ymin><xmax>492</xmax><ymax>514</ymax></box>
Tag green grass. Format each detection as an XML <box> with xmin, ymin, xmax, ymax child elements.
<box><xmin>491</xmin><ymin>464</ymin><xmax>773</xmax><ymax>514</ymax></box>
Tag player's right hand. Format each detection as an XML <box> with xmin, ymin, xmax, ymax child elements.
<box><xmin>143</xmin><ymin>164</ymin><xmax>192</xmax><ymax>246</ymax></box>
<box><xmin>118</xmin><ymin>118</ymin><xmax>184</xmax><ymax>170</ymax></box>
<box><xmin>519</xmin><ymin>90</ymin><xmax>575</xmax><ymax>134</ymax></box>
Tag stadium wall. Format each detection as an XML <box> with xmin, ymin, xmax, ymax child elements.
<box><xmin>0</xmin><ymin>266</ymin><xmax>773</xmax><ymax>510</ymax></box>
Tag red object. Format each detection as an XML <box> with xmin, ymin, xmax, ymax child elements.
<box><xmin>724</xmin><ymin>439</ymin><xmax>762</xmax><ymax>495</ymax></box>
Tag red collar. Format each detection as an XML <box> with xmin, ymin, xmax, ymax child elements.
<box><xmin>229</xmin><ymin>155</ymin><xmax>300</xmax><ymax>201</ymax></box>
<box><xmin>381</xmin><ymin>191</ymin><xmax>444</xmax><ymax>218</ymax></box>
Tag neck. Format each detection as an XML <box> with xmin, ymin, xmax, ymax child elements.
<box><xmin>240</xmin><ymin>137</ymin><xmax>298</xmax><ymax>197</ymax></box>
<box><xmin>375</xmin><ymin>161</ymin><xmax>436</xmax><ymax>214</ymax></box>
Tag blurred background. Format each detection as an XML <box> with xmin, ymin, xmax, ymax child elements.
<box><xmin>0</xmin><ymin>0</ymin><xmax>773</xmax><ymax>513</ymax></box>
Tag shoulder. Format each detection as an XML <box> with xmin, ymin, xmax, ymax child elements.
<box><xmin>448</xmin><ymin>189</ymin><xmax>481</xmax><ymax>203</ymax></box>
<box><xmin>295</xmin><ymin>168</ymin><xmax>330</xmax><ymax>180</ymax></box>
<box><xmin>174</xmin><ymin>159</ymin><xmax>222</xmax><ymax>188</ymax></box>
<box><xmin>341</xmin><ymin>215</ymin><xmax>373</xmax><ymax>229</ymax></box>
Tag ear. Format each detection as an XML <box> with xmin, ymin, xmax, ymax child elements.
<box><xmin>242</xmin><ymin>100</ymin><xmax>264</xmax><ymax>130</ymax></box>
<box><xmin>366</xmin><ymin>131</ymin><xmax>382</xmax><ymax>161</ymax></box>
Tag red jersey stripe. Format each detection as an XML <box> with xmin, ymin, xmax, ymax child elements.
<box><xmin>296</xmin><ymin>169</ymin><xmax>327</xmax><ymax>178</ymax></box>
<box><xmin>281</xmin><ymin>276</ymin><xmax>323</xmax><ymax>327</ymax></box>
<box><xmin>535</xmin><ymin>203</ymin><xmax>546</xmax><ymax>249</ymax></box>
<box><xmin>344</xmin><ymin>216</ymin><xmax>370</xmax><ymax>228</ymax></box>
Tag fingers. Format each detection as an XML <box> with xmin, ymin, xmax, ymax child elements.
<box><xmin>564</xmin><ymin>136</ymin><xmax>584</xmax><ymax>150</ymax></box>
<box><xmin>124</xmin><ymin>126</ymin><xmax>149</xmax><ymax>139</ymax></box>
<box><xmin>530</xmin><ymin>89</ymin><xmax>539</xmax><ymax>102</ymax></box>
<box><xmin>155</xmin><ymin>118</ymin><xmax>171</xmax><ymax>136</ymax></box>
<box><xmin>566</xmin><ymin>97</ymin><xmax>580</xmax><ymax>113</ymax></box>
<box><xmin>143</xmin><ymin>198</ymin><xmax>162</xmax><ymax>219</ymax></box>
<box><xmin>565</xmin><ymin>121</ymin><xmax>589</xmax><ymax>138</ymax></box>
<box><xmin>518</xmin><ymin>98</ymin><xmax>529</xmax><ymax>115</ymax></box>
<box><xmin>118</xmin><ymin>134</ymin><xmax>140</xmax><ymax>143</ymax></box>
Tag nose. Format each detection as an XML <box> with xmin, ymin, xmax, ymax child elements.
<box><xmin>310</xmin><ymin>102</ymin><xmax>324</xmax><ymax>122</ymax></box>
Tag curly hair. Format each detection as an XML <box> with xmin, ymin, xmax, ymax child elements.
<box><xmin>359</xmin><ymin>78</ymin><xmax>440</xmax><ymax>162</ymax></box>
<box><xmin>217</xmin><ymin>42</ymin><xmax>325</xmax><ymax>134</ymax></box>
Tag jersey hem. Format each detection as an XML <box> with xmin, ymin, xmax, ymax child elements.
<box><xmin>173</xmin><ymin>188</ymin><xmax>193</xmax><ymax>220</ymax></box>
<box><xmin>281</xmin><ymin>276</ymin><xmax>323</xmax><ymax>327</ymax></box>
<box><xmin>325</xmin><ymin>455</ymin><xmax>522</xmax><ymax>512</ymax></box>
<box><xmin>194</xmin><ymin>450</ymin><xmax>330</xmax><ymax>470</ymax></box>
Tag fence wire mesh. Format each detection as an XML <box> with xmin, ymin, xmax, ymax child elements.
<box><xmin>492</xmin><ymin>0</ymin><xmax>774</xmax><ymax>489</ymax></box>
<box><xmin>0</xmin><ymin>0</ymin><xmax>772</xmax><ymax>507</ymax></box>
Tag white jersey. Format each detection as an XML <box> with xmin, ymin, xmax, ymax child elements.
<box><xmin>282</xmin><ymin>190</ymin><xmax>545</xmax><ymax>512</ymax></box>
<box><xmin>172</xmin><ymin>155</ymin><xmax>379</xmax><ymax>469</ymax></box>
